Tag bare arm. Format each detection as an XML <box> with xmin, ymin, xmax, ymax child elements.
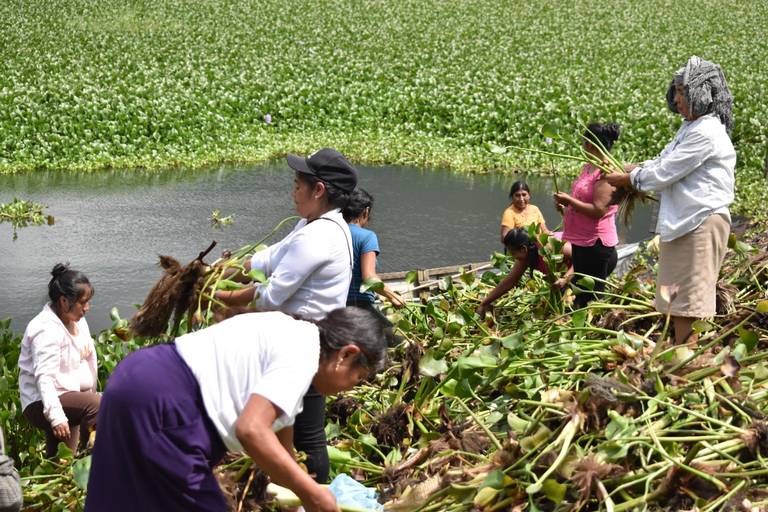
<box><xmin>477</xmin><ymin>258</ymin><xmax>527</xmax><ymax>316</ymax></box>
<box><xmin>500</xmin><ymin>225</ymin><xmax>511</xmax><ymax>245</ymax></box>
<box><xmin>360</xmin><ymin>251</ymin><xmax>405</xmax><ymax>308</ymax></box>
<box><xmin>236</xmin><ymin>395</ymin><xmax>338</xmax><ymax>512</ymax></box>
<box><xmin>554</xmin><ymin>179</ymin><xmax>616</xmax><ymax>219</ymax></box>
<box><xmin>214</xmin><ymin>285</ymin><xmax>257</xmax><ymax>307</ymax></box>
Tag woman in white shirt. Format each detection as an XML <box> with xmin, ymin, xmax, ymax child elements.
<box><xmin>215</xmin><ymin>148</ymin><xmax>357</xmax><ymax>483</ymax></box>
<box><xmin>18</xmin><ymin>264</ymin><xmax>100</xmax><ymax>458</ymax></box>
<box><xmin>85</xmin><ymin>307</ymin><xmax>392</xmax><ymax>512</ymax></box>
<box><xmin>607</xmin><ymin>56</ymin><xmax>735</xmax><ymax>344</ymax></box>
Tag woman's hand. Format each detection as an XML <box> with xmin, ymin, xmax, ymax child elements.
<box><xmin>300</xmin><ymin>486</ymin><xmax>340</xmax><ymax>512</ymax></box>
<box><xmin>553</xmin><ymin>276</ymin><xmax>570</xmax><ymax>289</ymax></box>
<box><xmin>476</xmin><ymin>302</ymin><xmax>494</xmax><ymax>319</ymax></box>
<box><xmin>388</xmin><ymin>292</ymin><xmax>406</xmax><ymax>309</ymax></box>
<box><xmin>553</xmin><ymin>192</ymin><xmax>572</xmax><ymax>207</ymax></box>
<box><xmin>604</xmin><ymin>172</ymin><xmax>632</xmax><ymax>189</ymax></box>
<box><xmin>52</xmin><ymin>421</ymin><xmax>71</xmax><ymax>440</ymax></box>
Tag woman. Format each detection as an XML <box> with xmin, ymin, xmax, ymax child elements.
<box><xmin>500</xmin><ymin>181</ymin><xmax>548</xmax><ymax>243</ymax></box>
<box><xmin>215</xmin><ymin>147</ymin><xmax>357</xmax><ymax>483</ymax></box>
<box><xmin>342</xmin><ymin>188</ymin><xmax>405</xmax><ymax>312</ymax></box>
<box><xmin>85</xmin><ymin>307</ymin><xmax>392</xmax><ymax>512</ymax></box>
<box><xmin>554</xmin><ymin>123</ymin><xmax>621</xmax><ymax>308</ymax></box>
<box><xmin>476</xmin><ymin>228</ymin><xmax>571</xmax><ymax>318</ymax></box>
<box><xmin>18</xmin><ymin>264</ymin><xmax>100</xmax><ymax>458</ymax></box>
<box><xmin>606</xmin><ymin>56</ymin><xmax>735</xmax><ymax>344</ymax></box>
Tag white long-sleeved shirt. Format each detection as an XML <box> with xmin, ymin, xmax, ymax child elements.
<box><xmin>630</xmin><ymin>114</ymin><xmax>735</xmax><ymax>242</ymax></box>
<box><xmin>250</xmin><ymin>209</ymin><xmax>353</xmax><ymax>320</ymax></box>
<box><xmin>18</xmin><ymin>304</ymin><xmax>97</xmax><ymax>427</ymax></box>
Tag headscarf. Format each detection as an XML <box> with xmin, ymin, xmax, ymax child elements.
<box><xmin>665</xmin><ymin>56</ymin><xmax>734</xmax><ymax>133</ymax></box>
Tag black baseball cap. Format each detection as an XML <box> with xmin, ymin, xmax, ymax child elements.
<box><xmin>287</xmin><ymin>148</ymin><xmax>358</xmax><ymax>193</ymax></box>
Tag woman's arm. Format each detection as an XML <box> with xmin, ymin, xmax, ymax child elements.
<box><xmin>236</xmin><ymin>395</ymin><xmax>338</xmax><ymax>512</ymax></box>
<box><xmin>31</xmin><ymin>331</ymin><xmax>69</xmax><ymax>432</ymax></box>
<box><xmin>477</xmin><ymin>258</ymin><xmax>528</xmax><ymax>316</ymax></box>
<box><xmin>360</xmin><ymin>252</ymin><xmax>405</xmax><ymax>308</ymax></box>
<box><xmin>553</xmin><ymin>179</ymin><xmax>615</xmax><ymax>219</ymax></box>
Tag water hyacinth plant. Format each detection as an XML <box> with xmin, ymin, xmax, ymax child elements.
<box><xmin>0</xmin><ymin>198</ymin><xmax>53</xmax><ymax>240</ymax></box>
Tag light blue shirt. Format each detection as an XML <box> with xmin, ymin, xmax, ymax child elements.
<box><xmin>630</xmin><ymin>114</ymin><xmax>735</xmax><ymax>241</ymax></box>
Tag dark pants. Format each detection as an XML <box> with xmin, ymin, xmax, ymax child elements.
<box><xmin>23</xmin><ymin>391</ymin><xmax>100</xmax><ymax>458</ymax></box>
<box><xmin>85</xmin><ymin>344</ymin><xmax>227</xmax><ymax>512</ymax></box>
<box><xmin>293</xmin><ymin>385</ymin><xmax>329</xmax><ymax>483</ymax></box>
<box><xmin>571</xmin><ymin>240</ymin><xmax>618</xmax><ymax>308</ymax></box>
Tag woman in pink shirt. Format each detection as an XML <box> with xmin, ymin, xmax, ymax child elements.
<box><xmin>18</xmin><ymin>264</ymin><xmax>100</xmax><ymax>458</ymax></box>
<box><xmin>554</xmin><ymin>123</ymin><xmax>620</xmax><ymax>308</ymax></box>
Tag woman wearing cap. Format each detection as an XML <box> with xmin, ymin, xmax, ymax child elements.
<box><xmin>85</xmin><ymin>307</ymin><xmax>392</xmax><ymax>512</ymax></box>
<box><xmin>606</xmin><ymin>56</ymin><xmax>735</xmax><ymax>344</ymax></box>
<box><xmin>215</xmin><ymin>148</ymin><xmax>357</xmax><ymax>483</ymax></box>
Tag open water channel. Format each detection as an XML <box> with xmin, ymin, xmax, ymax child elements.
<box><xmin>1</xmin><ymin>164</ymin><xmax>653</xmax><ymax>332</ymax></box>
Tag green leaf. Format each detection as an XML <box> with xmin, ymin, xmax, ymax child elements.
<box><xmin>73</xmin><ymin>455</ymin><xmax>92</xmax><ymax>490</ymax></box>
<box><xmin>540</xmin><ymin>123</ymin><xmax>560</xmax><ymax>139</ymax></box>
<box><xmin>360</xmin><ymin>278</ymin><xmax>384</xmax><ymax>293</ymax></box>
<box><xmin>500</xmin><ymin>333</ymin><xmax>523</xmax><ymax>350</ymax></box>
<box><xmin>691</xmin><ymin>319</ymin><xmax>716</xmax><ymax>333</ymax></box>
<box><xmin>738</xmin><ymin>328</ymin><xmax>759</xmax><ymax>351</ymax></box>
<box><xmin>109</xmin><ymin>307</ymin><xmax>120</xmax><ymax>322</ymax></box>
<box><xmin>541</xmin><ymin>478</ymin><xmax>567</xmax><ymax>503</ymax></box>
<box><xmin>480</xmin><ymin>469</ymin><xmax>506</xmax><ymax>490</ymax></box>
<box><xmin>247</xmin><ymin>269</ymin><xmax>268</xmax><ymax>284</ymax></box>
<box><xmin>419</xmin><ymin>349</ymin><xmax>449</xmax><ymax>377</ymax></box>
<box><xmin>405</xmin><ymin>270</ymin><xmax>418</xmax><ymax>284</ymax></box>
<box><xmin>457</xmin><ymin>354</ymin><xmax>497</xmax><ymax>371</ymax></box>
<box><xmin>757</xmin><ymin>300</ymin><xmax>768</xmax><ymax>314</ymax></box>
<box><xmin>576</xmin><ymin>276</ymin><xmax>595</xmax><ymax>291</ymax></box>
<box><xmin>216</xmin><ymin>279</ymin><xmax>245</xmax><ymax>291</ymax></box>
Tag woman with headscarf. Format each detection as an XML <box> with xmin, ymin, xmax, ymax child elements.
<box><xmin>606</xmin><ymin>56</ymin><xmax>735</xmax><ymax>344</ymax></box>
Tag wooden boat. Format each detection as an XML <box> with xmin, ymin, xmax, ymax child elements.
<box><xmin>379</xmin><ymin>242</ymin><xmax>643</xmax><ymax>299</ymax></box>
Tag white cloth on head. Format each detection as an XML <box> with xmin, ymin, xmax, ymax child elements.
<box><xmin>250</xmin><ymin>209</ymin><xmax>353</xmax><ymax>321</ymax></box>
<box><xmin>629</xmin><ymin>114</ymin><xmax>735</xmax><ymax>242</ymax></box>
<box><xmin>174</xmin><ymin>312</ymin><xmax>320</xmax><ymax>452</ymax></box>
<box><xmin>18</xmin><ymin>304</ymin><xmax>97</xmax><ymax>427</ymax></box>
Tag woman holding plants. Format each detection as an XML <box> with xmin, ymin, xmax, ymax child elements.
<box><xmin>476</xmin><ymin>227</ymin><xmax>571</xmax><ymax>318</ymax></box>
<box><xmin>17</xmin><ymin>264</ymin><xmax>100</xmax><ymax>459</ymax></box>
<box><xmin>214</xmin><ymin>148</ymin><xmax>356</xmax><ymax>483</ymax></box>
<box><xmin>606</xmin><ymin>56</ymin><xmax>735</xmax><ymax>345</ymax></box>
<box><xmin>85</xmin><ymin>307</ymin><xmax>392</xmax><ymax>512</ymax></box>
<box><xmin>554</xmin><ymin>123</ymin><xmax>621</xmax><ymax>308</ymax></box>
<box><xmin>342</xmin><ymin>188</ymin><xmax>405</xmax><ymax>313</ymax></box>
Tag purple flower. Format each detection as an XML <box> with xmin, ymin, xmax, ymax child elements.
<box><xmin>545</xmin><ymin>137</ymin><xmax>553</xmax><ymax>145</ymax></box>
<box><xmin>264</xmin><ymin>113</ymin><xmax>272</xmax><ymax>125</ymax></box>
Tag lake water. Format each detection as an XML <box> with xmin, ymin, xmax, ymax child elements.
<box><xmin>0</xmin><ymin>164</ymin><xmax>652</xmax><ymax>332</ymax></box>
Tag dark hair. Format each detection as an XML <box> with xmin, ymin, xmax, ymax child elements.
<box><xmin>583</xmin><ymin>123</ymin><xmax>621</xmax><ymax>152</ymax></box>
<box><xmin>503</xmin><ymin>228</ymin><xmax>539</xmax><ymax>276</ymax></box>
<box><xmin>297</xmin><ymin>172</ymin><xmax>352</xmax><ymax>210</ymax></box>
<box><xmin>508</xmin><ymin>181</ymin><xmax>531</xmax><ymax>199</ymax></box>
<box><xmin>342</xmin><ymin>188</ymin><xmax>374</xmax><ymax>222</ymax></box>
<box><xmin>316</xmin><ymin>307</ymin><xmax>392</xmax><ymax>372</ymax></box>
<box><xmin>48</xmin><ymin>263</ymin><xmax>93</xmax><ymax>314</ymax></box>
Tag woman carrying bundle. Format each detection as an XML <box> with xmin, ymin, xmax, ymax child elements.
<box><xmin>554</xmin><ymin>123</ymin><xmax>621</xmax><ymax>308</ymax></box>
<box><xmin>606</xmin><ymin>56</ymin><xmax>735</xmax><ymax>344</ymax></box>
<box><xmin>85</xmin><ymin>307</ymin><xmax>392</xmax><ymax>512</ymax></box>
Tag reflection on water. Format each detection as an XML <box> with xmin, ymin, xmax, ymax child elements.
<box><xmin>0</xmin><ymin>165</ymin><xmax>652</xmax><ymax>332</ymax></box>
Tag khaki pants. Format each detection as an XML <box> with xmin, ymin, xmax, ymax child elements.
<box><xmin>23</xmin><ymin>391</ymin><xmax>100</xmax><ymax>458</ymax></box>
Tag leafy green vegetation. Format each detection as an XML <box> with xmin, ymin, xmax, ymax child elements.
<box><xmin>0</xmin><ymin>198</ymin><xmax>52</xmax><ymax>240</ymax></box>
<box><xmin>1</xmin><ymin>0</ymin><xmax>767</xmax><ymax>219</ymax></box>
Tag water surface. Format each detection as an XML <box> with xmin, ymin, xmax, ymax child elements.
<box><xmin>1</xmin><ymin>164</ymin><xmax>652</xmax><ymax>332</ymax></box>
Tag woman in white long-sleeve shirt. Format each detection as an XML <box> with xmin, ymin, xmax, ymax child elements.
<box><xmin>215</xmin><ymin>148</ymin><xmax>357</xmax><ymax>483</ymax></box>
<box><xmin>607</xmin><ymin>56</ymin><xmax>735</xmax><ymax>344</ymax></box>
<box><xmin>18</xmin><ymin>264</ymin><xmax>100</xmax><ymax>458</ymax></box>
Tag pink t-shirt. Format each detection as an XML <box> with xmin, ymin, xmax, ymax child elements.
<box><xmin>563</xmin><ymin>164</ymin><xmax>618</xmax><ymax>247</ymax></box>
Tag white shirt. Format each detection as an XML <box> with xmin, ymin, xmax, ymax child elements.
<box><xmin>250</xmin><ymin>209</ymin><xmax>353</xmax><ymax>320</ymax></box>
<box><xmin>18</xmin><ymin>304</ymin><xmax>97</xmax><ymax>427</ymax></box>
<box><xmin>630</xmin><ymin>114</ymin><xmax>735</xmax><ymax>242</ymax></box>
<box><xmin>174</xmin><ymin>312</ymin><xmax>319</xmax><ymax>452</ymax></box>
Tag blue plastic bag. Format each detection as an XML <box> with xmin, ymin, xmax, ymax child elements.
<box><xmin>328</xmin><ymin>473</ymin><xmax>384</xmax><ymax>511</ymax></box>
